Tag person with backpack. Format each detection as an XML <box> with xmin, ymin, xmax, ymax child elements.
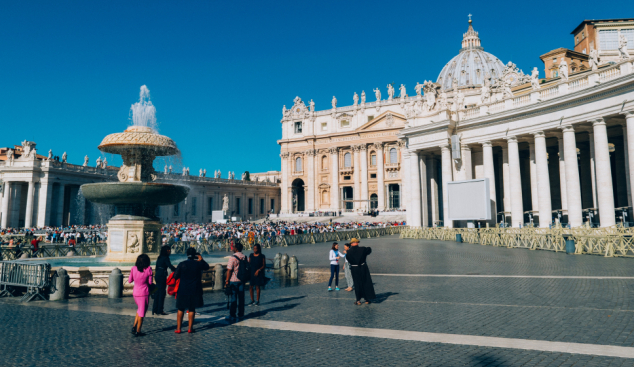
<box><xmin>225</xmin><ymin>242</ymin><xmax>249</xmax><ymax>321</ymax></box>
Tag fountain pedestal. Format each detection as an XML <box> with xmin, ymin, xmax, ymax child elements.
<box><xmin>105</xmin><ymin>215</ymin><xmax>162</xmax><ymax>262</ymax></box>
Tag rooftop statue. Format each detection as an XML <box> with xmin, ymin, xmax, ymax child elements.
<box><xmin>618</xmin><ymin>30</ymin><xmax>630</xmax><ymax>60</ymax></box>
<box><xmin>361</xmin><ymin>91</ymin><xmax>366</xmax><ymax>103</ymax></box>
<box><xmin>387</xmin><ymin>84</ymin><xmax>394</xmax><ymax>100</ymax></box>
<box><xmin>62</xmin><ymin>152</ymin><xmax>67</xmax><ymax>163</ymax></box>
<box><xmin>83</xmin><ymin>155</ymin><xmax>89</xmax><ymax>167</ymax></box>
<box><xmin>331</xmin><ymin>96</ymin><xmax>337</xmax><ymax>109</ymax></box>
<box><xmin>531</xmin><ymin>67</ymin><xmax>540</xmax><ymax>90</ymax></box>
<box><xmin>559</xmin><ymin>58</ymin><xmax>569</xmax><ymax>82</ymax></box>
<box><xmin>373</xmin><ymin>88</ymin><xmax>381</xmax><ymax>101</ymax></box>
<box><xmin>415</xmin><ymin>82</ymin><xmax>423</xmax><ymax>97</ymax></box>
<box><xmin>353</xmin><ymin>92</ymin><xmax>358</xmax><ymax>105</ymax></box>
<box><xmin>399</xmin><ymin>84</ymin><xmax>406</xmax><ymax>99</ymax></box>
<box><xmin>589</xmin><ymin>48</ymin><xmax>600</xmax><ymax>71</ymax></box>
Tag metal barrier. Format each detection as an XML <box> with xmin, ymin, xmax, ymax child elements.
<box><xmin>0</xmin><ymin>261</ymin><xmax>51</xmax><ymax>302</ymax></box>
<box><xmin>0</xmin><ymin>243</ymin><xmax>107</xmax><ymax>260</ymax></box>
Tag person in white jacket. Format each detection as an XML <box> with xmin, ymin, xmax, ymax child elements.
<box><xmin>328</xmin><ymin>242</ymin><xmax>341</xmax><ymax>291</ymax></box>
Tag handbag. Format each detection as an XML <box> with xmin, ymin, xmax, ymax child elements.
<box><xmin>148</xmin><ymin>283</ymin><xmax>157</xmax><ymax>296</ymax></box>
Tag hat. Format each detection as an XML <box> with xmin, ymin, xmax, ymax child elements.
<box><xmin>350</xmin><ymin>238</ymin><xmax>360</xmax><ymax>243</ymax></box>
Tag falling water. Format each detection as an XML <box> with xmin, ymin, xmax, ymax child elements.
<box><xmin>129</xmin><ymin>85</ymin><xmax>157</xmax><ymax>130</ymax></box>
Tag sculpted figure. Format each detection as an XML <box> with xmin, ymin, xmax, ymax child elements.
<box><xmin>168</xmin><ymin>165</ymin><xmax>172</xmax><ymax>173</ymax></box>
<box><xmin>102</xmin><ymin>158</ymin><xmax>107</xmax><ymax>168</ymax></box>
<box><xmin>399</xmin><ymin>84</ymin><xmax>406</xmax><ymax>99</ymax></box>
<box><xmin>222</xmin><ymin>194</ymin><xmax>229</xmax><ymax>212</ymax></box>
<box><xmin>83</xmin><ymin>155</ymin><xmax>89</xmax><ymax>167</ymax></box>
<box><xmin>309</xmin><ymin>99</ymin><xmax>315</xmax><ymax>112</ymax></box>
<box><xmin>183</xmin><ymin>167</ymin><xmax>187</xmax><ymax>176</ymax></box>
<box><xmin>387</xmin><ymin>84</ymin><xmax>394</xmax><ymax>100</ymax></box>
<box><xmin>331</xmin><ymin>96</ymin><xmax>337</xmax><ymax>109</ymax></box>
<box><xmin>203</xmin><ymin>169</ymin><xmax>206</xmax><ymax>177</ymax></box>
<box><xmin>589</xmin><ymin>48</ymin><xmax>600</xmax><ymax>71</ymax></box>
<box><xmin>531</xmin><ymin>67</ymin><xmax>540</xmax><ymax>90</ymax></box>
<box><xmin>353</xmin><ymin>92</ymin><xmax>359</xmax><ymax>105</ymax></box>
<box><xmin>164</xmin><ymin>165</ymin><xmax>168</xmax><ymax>174</ymax></box>
<box><xmin>199</xmin><ymin>168</ymin><xmax>204</xmax><ymax>177</ymax></box>
<box><xmin>361</xmin><ymin>90</ymin><xmax>366</xmax><ymax>103</ymax></box>
<box><xmin>503</xmin><ymin>79</ymin><xmax>514</xmax><ymax>98</ymax></box>
<box><xmin>282</xmin><ymin>105</ymin><xmax>287</xmax><ymax>117</ymax></box>
<box><xmin>241</xmin><ymin>172</ymin><xmax>247</xmax><ymax>180</ymax></box>
<box><xmin>619</xmin><ymin>30</ymin><xmax>630</xmax><ymax>60</ymax></box>
<box><xmin>48</xmin><ymin>149</ymin><xmax>53</xmax><ymax>160</ymax></box>
<box><xmin>415</xmin><ymin>82</ymin><xmax>423</xmax><ymax>96</ymax></box>
<box><xmin>62</xmin><ymin>152</ymin><xmax>67</xmax><ymax>163</ymax></box>
<box><xmin>423</xmin><ymin>81</ymin><xmax>437</xmax><ymax>110</ymax></box>
<box><xmin>7</xmin><ymin>149</ymin><xmax>14</xmax><ymax>164</ymax></box>
<box><xmin>373</xmin><ymin>88</ymin><xmax>381</xmax><ymax>101</ymax></box>
<box><xmin>479</xmin><ymin>80</ymin><xmax>490</xmax><ymax>105</ymax></box>
<box><xmin>454</xmin><ymin>90</ymin><xmax>465</xmax><ymax>111</ymax></box>
<box><xmin>422</xmin><ymin>101</ymin><xmax>429</xmax><ymax>112</ymax></box>
<box><xmin>96</xmin><ymin>157</ymin><xmax>102</xmax><ymax>168</ymax></box>
<box><xmin>559</xmin><ymin>58</ymin><xmax>568</xmax><ymax>81</ymax></box>
<box><xmin>439</xmin><ymin>92</ymin><xmax>448</xmax><ymax>110</ymax></box>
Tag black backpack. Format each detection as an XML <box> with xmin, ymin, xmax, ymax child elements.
<box><xmin>233</xmin><ymin>255</ymin><xmax>251</xmax><ymax>283</ymax></box>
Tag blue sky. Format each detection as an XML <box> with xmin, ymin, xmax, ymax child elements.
<box><xmin>1</xmin><ymin>1</ymin><xmax>632</xmax><ymax>174</ymax></box>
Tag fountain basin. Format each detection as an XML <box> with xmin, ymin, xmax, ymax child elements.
<box><xmin>81</xmin><ymin>182</ymin><xmax>189</xmax><ymax>206</ymax></box>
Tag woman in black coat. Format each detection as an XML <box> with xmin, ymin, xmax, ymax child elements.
<box><xmin>152</xmin><ymin>245</ymin><xmax>176</xmax><ymax>315</ymax></box>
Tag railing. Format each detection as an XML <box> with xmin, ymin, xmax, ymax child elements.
<box><xmin>540</xmin><ymin>85</ymin><xmax>559</xmax><ymax>100</ymax></box>
<box><xmin>464</xmin><ymin>106</ymin><xmax>480</xmax><ymax>120</ymax></box>
<box><xmin>0</xmin><ymin>243</ymin><xmax>107</xmax><ymax>260</ymax></box>
<box><xmin>599</xmin><ymin>65</ymin><xmax>620</xmax><ymax>82</ymax></box>
<box><xmin>400</xmin><ymin>225</ymin><xmax>634</xmax><ymax>258</ymax></box>
<box><xmin>512</xmin><ymin>94</ymin><xmax>530</xmax><ymax>107</ymax></box>
<box><xmin>569</xmin><ymin>76</ymin><xmax>588</xmax><ymax>91</ymax></box>
<box><xmin>0</xmin><ymin>260</ymin><xmax>51</xmax><ymax>302</ymax></box>
<box><xmin>489</xmin><ymin>100</ymin><xmax>505</xmax><ymax>113</ymax></box>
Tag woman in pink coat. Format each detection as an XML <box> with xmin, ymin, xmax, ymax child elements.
<box><xmin>128</xmin><ymin>254</ymin><xmax>153</xmax><ymax>337</ymax></box>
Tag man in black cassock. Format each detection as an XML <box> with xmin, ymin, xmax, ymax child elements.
<box><xmin>345</xmin><ymin>238</ymin><xmax>375</xmax><ymax>304</ymax></box>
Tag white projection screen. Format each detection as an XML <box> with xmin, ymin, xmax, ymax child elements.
<box><xmin>447</xmin><ymin>178</ymin><xmax>491</xmax><ymax>220</ymax></box>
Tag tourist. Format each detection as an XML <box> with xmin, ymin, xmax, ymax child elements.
<box><xmin>30</xmin><ymin>236</ymin><xmax>42</xmax><ymax>257</ymax></box>
<box><xmin>328</xmin><ymin>242</ymin><xmax>340</xmax><ymax>291</ymax></box>
<box><xmin>128</xmin><ymin>254</ymin><xmax>153</xmax><ymax>337</ymax></box>
<box><xmin>173</xmin><ymin>247</ymin><xmax>209</xmax><ymax>333</ymax></box>
<box><xmin>342</xmin><ymin>242</ymin><xmax>354</xmax><ymax>292</ymax></box>
<box><xmin>248</xmin><ymin>243</ymin><xmax>266</xmax><ymax>306</ymax></box>
<box><xmin>225</xmin><ymin>242</ymin><xmax>247</xmax><ymax>321</ymax></box>
<box><xmin>152</xmin><ymin>245</ymin><xmax>176</xmax><ymax>315</ymax></box>
<box><xmin>345</xmin><ymin>238</ymin><xmax>375</xmax><ymax>305</ymax></box>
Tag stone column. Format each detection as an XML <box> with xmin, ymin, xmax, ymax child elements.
<box><xmin>419</xmin><ymin>154</ymin><xmax>428</xmax><ymax>227</ymax></box>
<box><xmin>507</xmin><ymin>136</ymin><xmax>524</xmax><ymax>227</ymax></box>
<box><xmin>427</xmin><ymin>155</ymin><xmax>439</xmax><ymax>226</ymax></box>
<box><xmin>589</xmin><ymin>132</ymin><xmax>598</xmax><ymax>208</ymax></box>
<box><xmin>360</xmin><ymin>145</ymin><xmax>368</xmax><ymax>211</ymax></box>
<box><xmin>592</xmin><ymin>118</ymin><xmax>616</xmax><ymax>227</ymax></box>
<box><xmin>482</xmin><ymin>141</ymin><xmax>497</xmax><ymax>224</ymax></box>
<box><xmin>440</xmin><ymin>144</ymin><xmax>453</xmax><ymax>228</ymax></box>
<box><xmin>562</xmin><ymin>125</ymin><xmax>583</xmax><ymax>227</ymax></box>
<box><xmin>528</xmin><ymin>142</ymin><xmax>539</xmax><ymax>213</ymax></box>
<box><xmin>1</xmin><ymin>181</ymin><xmax>11</xmax><ymax>229</ymax></box>
<box><xmin>24</xmin><ymin>181</ymin><xmax>35</xmax><ymax>228</ymax></box>
<box><xmin>353</xmin><ymin>145</ymin><xmax>361</xmax><ymax>210</ymax></box>
<box><xmin>502</xmin><ymin>147</ymin><xmax>511</xmax><ymax>216</ymax></box>
<box><xmin>329</xmin><ymin>147</ymin><xmax>340</xmax><ymax>211</ymax></box>
<box><xmin>305</xmin><ymin>149</ymin><xmax>316</xmax><ymax>212</ymax></box>
<box><xmin>375</xmin><ymin>143</ymin><xmax>385</xmax><ymax>210</ymax></box>
<box><xmin>533</xmin><ymin>131</ymin><xmax>552</xmax><ymax>227</ymax></box>
<box><xmin>623</xmin><ymin>125</ymin><xmax>633</xmax><ymax>207</ymax></box>
<box><xmin>557</xmin><ymin>137</ymin><xmax>568</xmax><ymax>212</ymax></box>
<box><xmin>57</xmin><ymin>184</ymin><xmax>66</xmax><ymax>227</ymax></box>
<box><xmin>461</xmin><ymin>145</ymin><xmax>472</xmax><ymax>180</ymax></box>
<box><xmin>408</xmin><ymin>151</ymin><xmax>422</xmax><ymax>227</ymax></box>
<box><xmin>37</xmin><ymin>181</ymin><xmax>53</xmax><ymax>227</ymax></box>
<box><xmin>280</xmin><ymin>152</ymin><xmax>289</xmax><ymax>213</ymax></box>
<box><xmin>623</xmin><ymin>111</ymin><xmax>634</xmax><ymax>209</ymax></box>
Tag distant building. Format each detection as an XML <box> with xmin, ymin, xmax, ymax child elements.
<box><xmin>571</xmin><ymin>18</ymin><xmax>634</xmax><ymax>62</ymax></box>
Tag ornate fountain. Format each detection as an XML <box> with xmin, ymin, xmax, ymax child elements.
<box><xmin>81</xmin><ymin>86</ymin><xmax>189</xmax><ymax>261</ymax></box>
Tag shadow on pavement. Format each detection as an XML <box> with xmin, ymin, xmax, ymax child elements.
<box><xmin>373</xmin><ymin>292</ymin><xmax>399</xmax><ymax>303</ymax></box>
<box><xmin>472</xmin><ymin>354</ymin><xmax>510</xmax><ymax>366</ymax></box>
<box><xmin>244</xmin><ymin>303</ymin><xmax>300</xmax><ymax>319</ymax></box>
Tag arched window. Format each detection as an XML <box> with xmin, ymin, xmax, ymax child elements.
<box><xmin>370</xmin><ymin>153</ymin><xmax>377</xmax><ymax>166</ymax></box>
<box><xmin>344</xmin><ymin>152</ymin><xmax>352</xmax><ymax>168</ymax></box>
<box><xmin>321</xmin><ymin>155</ymin><xmax>328</xmax><ymax>170</ymax></box>
<box><xmin>389</xmin><ymin>148</ymin><xmax>397</xmax><ymax>164</ymax></box>
<box><xmin>295</xmin><ymin>157</ymin><xmax>302</xmax><ymax>172</ymax></box>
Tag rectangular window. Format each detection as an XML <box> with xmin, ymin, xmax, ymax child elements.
<box><xmin>207</xmin><ymin>197</ymin><xmax>213</xmax><ymax>215</ymax></box>
<box><xmin>248</xmin><ymin>198</ymin><xmax>253</xmax><ymax>215</ymax></box>
<box><xmin>344</xmin><ymin>175</ymin><xmax>351</xmax><ymax>180</ymax></box>
<box><xmin>599</xmin><ymin>29</ymin><xmax>634</xmax><ymax>50</ymax></box>
<box><xmin>260</xmin><ymin>198</ymin><xmax>264</xmax><ymax>214</ymax></box>
<box><xmin>371</xmin><ymin>154</ymin><xmax>376</xmax><ymax>166</ymax></box>
<box><xmin>367</xmin><ymin>115</ymin><xmax>374</xmax><ymax>122</ymax></box>
<box><xmin>174</xmin><ymin>203</ymin><xmax>180</xmax><ymax>216</ymax></box>
<box><xmin>341</xmin><ymin>120</ymin><xmax>350</xmax><ymax>128</ymax></box>
<box><xmin>191</xmin><ymin>197</ymin><xmax>197</xmax><ymax>216</ymax></box>
<box><xmin>271</xmin><ymin>199</ymin><xmax>275</xmax><ymax>212</ymax></box>
<box><xmin>294</xmin><ymin>121</ymin><xmax>302</xmax><ymax>134</ymax></box>
<box><xmin>236</xmin><ymin>198</ymin><xmax>241</xmax><ymax>215</ymax></box>
<box><xmin>370</xmin><ymin>173</ymin><xmax>377</xmax><ymax>179</ymax></box>
<box><xmin>321</xmin><ymin>122</ymin><xmax>328</xmax><ymax>131</ymax></box>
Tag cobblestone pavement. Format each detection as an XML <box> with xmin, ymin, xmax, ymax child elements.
<box><xmin>3</xmin><ymin>236</ymin><xmax>634</xmax><ymax>366</ymax></box>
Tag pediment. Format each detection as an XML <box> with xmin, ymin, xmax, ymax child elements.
<box><xmin>356</xmin><ymin>111</ymin><xmax>406</xmax><ymax>131</ymax></box>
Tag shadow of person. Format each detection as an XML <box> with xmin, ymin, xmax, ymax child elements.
<box><xmin>264</xmin><ymin>295</ymin><xmax>306</xmax><ymax>305</ymax></box>
<box><xmin>372</xmin><ymin>292</ymin><xmax>399</xmax><ymax>303</ymax></box>
<box><xmin>472</xmin><ymin>353</ymin><xmax>510</xmax><ymax>367</ymax></box>
<box><xmin>243</xmin><ymin>303</ymin><xmax>301</xmax><ymax>319</ymax></box>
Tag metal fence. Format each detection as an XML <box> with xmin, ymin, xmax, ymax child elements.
<box><xmin>0</xmin><ymin>261</ymin><xmax>51</xmax><ymax>302</ymax></box>
<box><xmin>400</xmin><ymin>225</ymin><xmax>634</xmax><ymax>257</ymax></box>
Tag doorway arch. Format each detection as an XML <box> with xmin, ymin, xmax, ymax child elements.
<box><xmin>291</xmin><ymin>178</ymin><xmax>305</xmax><ymax>212</ymax></box>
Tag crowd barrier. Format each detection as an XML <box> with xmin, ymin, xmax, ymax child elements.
<box><xmin>400</xmin><ymin>225</ymin><xmax>634</xmax><ymax>257</ymax></box>
<box><xmin>0</xmin><ymin>243</ymin><xmax>107</xmax><ymax>261</ymax></box>
<box><xmin>0</xmin><ymin>260</ymin><xmax>51</xmax><ymax>302</ymax></box>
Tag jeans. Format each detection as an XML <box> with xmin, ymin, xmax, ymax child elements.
<box><xmin>328</xmin><ymin>264</ymin><xmax>339</xmax><ymax>287</ymax></box>
<box><xmin>229</xmin><ymin>282</ymin><xmax>245</xmax><ymax>318</ymax></box>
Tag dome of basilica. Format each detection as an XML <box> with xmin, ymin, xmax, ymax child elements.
<box><xmin>436</xmin><ymin>19</ymin><xmax>505</xmax><ymax>91</ymax></box>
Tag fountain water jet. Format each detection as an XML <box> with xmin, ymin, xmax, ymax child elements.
<box><xmin>81</xmin><ymin>86</ymin><xmax>189</xmax><ymax>261</ymax></box>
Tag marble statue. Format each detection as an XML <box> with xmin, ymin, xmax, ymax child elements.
<box><xmin>361</xmin><ymin>91</ymin><xmax>366</xmax><ymax>103</ymax></box>
<box><xmin>415</xmin><ymin>82</ymin><xmax>423</xmax><ymax>97</ymax></box>
<box><xmin>531</xmin><ymin>67</ymin><xmax>540</xmax><ymax>90</ymax></box>
<box><xmin>222</xmin><ymin>194</ymin><xmax>229</xmax><ymax>212</ymax></box>
<box><xmin>7</xmin><ymin>149</ymin><xmax>14</xmax><ymax>164</ymax></box>
<box><xmin>309</xmin><ymin>99</ymin><xmax>315</xmax><ymax>112</ymax></box>
<box><xmin>102</xmin><ymin>158</ymin><xmax>107</xmax><ymax>168</ymax></box>
<box><xmin>589</xmin><ymin>48</ymin><xmax>600</xmax><ymax>71</ymax></box>
<box><xmin>374</xmin><ymin>88</ymin><xmax>381</xmax><ymax>101</ymax></box>
<box><xmin>422</xmin><ymin>101</ymin><xmax>429</xmax><ymax>112</ymax></box>
<box><xmin>183</xmin><ymin>167</ymin><xmax>187</xmax><ymax>176</ymax></box>
<box><xmin>282</xmin><ymin>105</ymin><xmax>287</xmax><ymax>117</ymax></box>
<box><xmin>387</xmin><ymin>84</ymin><xmax>394</xmax><ymax>100</ymax></box>
<box><xmin>454</xmin><ymin>90</ymin><xmax>465</xmax><ymax>111</ymax></box>
<box><xmin>47</xmin><ymin>149</ymin><xmax>52</xmax><ymax>160</ymax></box>
<box><xmin>479</xmin><ymin>78</ymin><xmax>490</xmax><ymax>105</ymax></box>
<box><xmin>399</xmin><ymin>84</ymin><xmax>406</xmax><ymax>99</ymax></box>
<box><xmin>353</xmin><ymin>92</ymin><xmax>359</xmax><ymax>105</ymax></box>
<box><xmin>203</xmin><ymin>169</ymin><xmax>206</xmax><ymax>177</ymax></box>
<box><xmin>439</xmin><ymin>92</ymin><xmax>449</xmax><ymax>110</ymax></box>
<box><xmin>62</xmin><ymin>152</ymin><xmax>67</xmax><ymax>163</ymax></box>
<box><xmin>559</xmin><ymin>58</ymin><xmax>569</xmax><ymax>82</ymax></box>
<box><xmin>241</xmin><ymin>172</ymin><xmax>247</xmax><ymax>180</ymax></box>
<box><xmin>331</xmin><ymin>96</ymin><xmax>337</xmax><ymax>109</ymax></box>
<box><xmin>168</xmin><ymin>165</ymin><xmax>173</xmax><ymax>173</ymax></box>
<box><xmin>96</xmin><ymin>157</ymin><xmax>102</xmax><ymax>168</ymax></box>
<box><xmin>618</xmin><ymin>30</ymin><xmax>630</xmax><ymax>60</ymax></box>
<box><xmin>423</xmin><ymin>81</ymin><xmax>438</xmax><ymax>110</ymax></box>
<box><xmin>164</xmin><ymin>165</ymin><xmax>168</xmax><ymax>174</ymax></box>
<box><xmin>199</xmin><ymin>168</ymin><xmax>204</xmax><ymax>177</ymax></box>
<box><xmin>83</xmin><ymin>155</ymin><xmax>89</xmax><ymax>167</ymax></box>
<box><xmin>187</xmin><ymin>167</ymin><xmax>190</xmax><ymax>175</ymax></box>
